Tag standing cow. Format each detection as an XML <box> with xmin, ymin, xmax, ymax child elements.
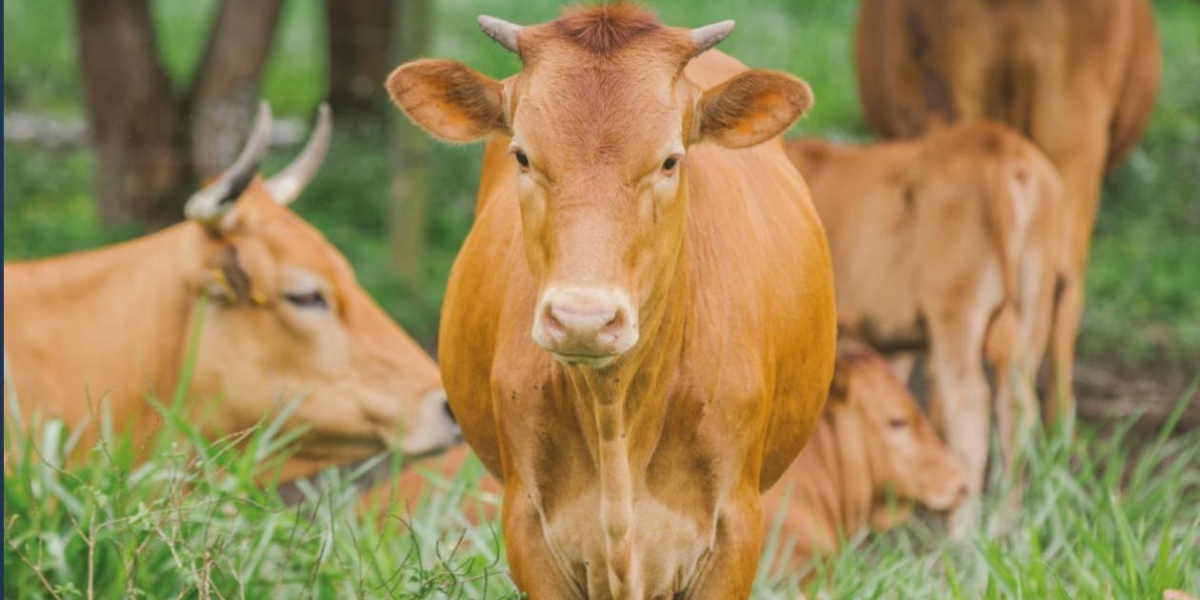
<box><xmin>4</xmin><ymin>103</ymin><xmax>460</xmax><ymax>481</ymax></box>
<box><xmin>386</xmin><ymin>5</ymin><xmax>836</xmax><ymax>598</ymax></box>
<box><xmin>855</xmin><ymin>0</ymin><xmax>1162</xmax><ymax>421</ymax></box>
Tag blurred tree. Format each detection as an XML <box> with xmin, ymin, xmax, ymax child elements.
<box><xmin>324</xmin><ymin>0</ymin><xmax>395</xmax><ymax>131</ymax></box>
<box><xmin>388</xmin><ymin>0</ymin><xmax>432</xmax><ymax>291</ymax></box>
<box><xmin>74</xmin><ymin>0</ymin><xmax>284</xmax><ymax>228</ymax></box>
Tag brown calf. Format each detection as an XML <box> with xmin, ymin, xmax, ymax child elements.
<box><xmin>786</xmin><ymin>123</ymin><xmax>1064</xmax><ymax>529</ymax></box>
<box><xmin>855</xmin><ymin>0</ymin><xmax>1161</xmax><ymax>419</ymax></box>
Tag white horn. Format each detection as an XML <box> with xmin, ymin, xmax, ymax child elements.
<box><xmin>478</xmin><ymin>15</ymin><xmax>521</xmax><ymax>55</ymax></box>
<box><xmin>264</xmin><ymin>102</ymin><xmax>332</xmax><ymax>206</ymax></box>
<box><xmin>689</xmin><ymin>20</ymin><xmax>736</xmax><ymax>56</ymax></box>
<box><xmin>185</xmin><ymin>101</ymin><xmax>273</xmax><ymax>223</ymax></box>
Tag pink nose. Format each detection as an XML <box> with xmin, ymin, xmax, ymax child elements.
<box><xmin>533</xmin><ymin>290</ymin><xmax>637</xmax><ymax>362</ymax></box>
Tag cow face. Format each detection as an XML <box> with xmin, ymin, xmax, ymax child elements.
<box><xmin>386</xmin><ymin>5</ymin><xmax>812</xmax><ymax>368</ymax></box>
<box><xmin>183</xmin><ymin>104</ymin><xmax>459</xmax><ymax>468</ymax></box>
<box><xmin>829</xmin><ymin>341</ymin><xmax>968</xmax><ymax>530</ymax></box>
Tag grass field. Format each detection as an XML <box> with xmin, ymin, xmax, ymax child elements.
<box><xmin>5</xmin><ymin>365</ymin><xmax>1199</xmax><ymax>598</ymax></box>
<box><xmin>4</xmin><ymin>0</ymin><xmax>1200</xmax><ymax>598</ymax></box>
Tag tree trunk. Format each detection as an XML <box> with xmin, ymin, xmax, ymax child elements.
<box><xmin>74</xmin><ymin>0</ymin><xmax>285</xmax><ymax>229</ymax></box>
<box><xmin>388</xmin><ymin>0</ymin><xmax>432</xmax><ymax>289</ymax></box>
<box><xmin>74</xmin><ymin>0</ymin><xmax>187</xmax><ymax>228</ymax></box>
<box><xmin>324</xmin><ymin>0</ymin><xmax>395</xmax><ymax>132</ymax></box>
<box><xmin>189</xmin><ymin>0</ymin><xmax>286</xmax><ymax>179</ymax></box>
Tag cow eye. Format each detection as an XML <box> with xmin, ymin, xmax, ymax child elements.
<box><xmin>283</xmin><ymin>290</ymin><xmax>328</xmax><ymax>311</ymax></box>
<box><xmin>661</xmin><ymin>155</ymin><xmax>681</xmax><ymax>174</ymax></box>
<box><xmin>888</xmin><ymin>418</ymin><xmax>908</xmax><ymax>429</ymax></box>
<box><xmin>514</xmin><ymin>149</ymin><xmax>530</xmax><ymax>169</ymax></box>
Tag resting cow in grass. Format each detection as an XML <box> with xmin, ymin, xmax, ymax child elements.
<box><xmin>3</xmin><ymin>103</ymin><xmax>460</xmax><ymax>481</ymax></box>
<box><xmin>786</xmin><ymin>123</ymin><xmax>1065</xmax><ymax>530</ymax></box>
<box><xmin>762</xmin><ymin>340</ymin><xmax>967</xmax><ymax>569</ymax></box>
<box><xmin>855</xmin><ymin>0</ymin><xmax>1162</xmax><ymax>420</ymax></box>
<box><xmin>386</xmin><ymin>4</ymin><xmax>836</xmax><ymax>598</ymax></box>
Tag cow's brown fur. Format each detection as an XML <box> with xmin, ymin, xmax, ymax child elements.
<box><xmin>4</xmin><ymin>179</ymin><xmax>458</xmax><ymax>482</ymax></box>
<box><xmin>786</xmin><ymin>123</ymin><xmax>1064</xmax><ymax>528</ymax></box>
<box><xmin>855</xmin><ymin>0</ymin><xmax>1161</xmax><ymax>420</ymax></box>
<box><xmin>374</xmin><ymin>342</ymin><xmax>966</xmax><ymax>574</ymax></box>
<box><xmin>387</xmin><ymin>5</ymin><xmax>835</xmax><ymax>598</ymax></box>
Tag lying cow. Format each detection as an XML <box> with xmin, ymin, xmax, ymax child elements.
<box><xmin>785</xmin><ymin>123</ymin><xmax>1064</xmax><ymax>528</ymax></box>
<box><xmin>762</xmin><ymin>340</ymin><xmax>967</xmax><ymax>569</ymax></box>
<box><xmin>855</xmin><ymin>0</ymin><xmax>1162</xmax><ymax>419</ymax></box>
<box><xmin>372</xmin><ymin>341</ymin><xmax>966</xmax><ymax>572</ymax></box>
<box><xmin>387</xmin><ymin>5</ymin><xmax>837</xmax><ymax>598</ymax></box>
<box><xmin>3</xmin><ymin>103</ymin><xmax>459</xmax><ymax>480</ymax></box>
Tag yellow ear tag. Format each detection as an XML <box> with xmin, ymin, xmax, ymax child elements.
<box><xmin>211</xmin><ymin>269</ymin><xmax>238</xmax><ymax>302</ymax></box>
<box><xmin>249</xmin><ymin>289</ymin><xmax>268</xmax><ymax>306</ymax></box>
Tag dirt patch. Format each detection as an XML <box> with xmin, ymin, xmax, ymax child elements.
<box><xmin>1075</xmin><ymin>358</ymin><xmax>1199</xmax><ymax>436</ymax></box>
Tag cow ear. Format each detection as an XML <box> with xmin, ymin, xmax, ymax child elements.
<box><xmin>386</xmin><ymin>59</ymin><xmax>509</xmax><ymax>142</ymax></box>
<box><xmin>695</xmin><ymin>70</ymin><xmax>813</xmax><ymax>148</ymax></box>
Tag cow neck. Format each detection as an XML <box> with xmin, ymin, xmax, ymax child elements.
<box><xmin>556</xmin><ymin>237</ymin><xmax>690</xmax><ymax>599</ymax></box>
<box><xmin>829</xmin><ymin>407</ymin><xmax>877</xmax><ymax>538</ymax></box>
<box><xmin>5</xmin><ymin>222</ymin><xmax>205</xmax><ymax>433</ymax></box>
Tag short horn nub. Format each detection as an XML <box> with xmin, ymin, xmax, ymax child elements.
<box><xmin>478</xmin><ymin>15</ymin><xmax>521</xmax><ymax>55</ymax></box>
<box><xmin>689</xmin><ymin>20</ymin><xmax>736</xmax><ymax>56</ymax></box>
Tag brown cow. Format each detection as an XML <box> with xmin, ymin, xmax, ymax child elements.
<box><xmin>3</xmin><ymin>103</ymin><xmax>460</xmax><ymax>481</ymax></box>
<box><xmin>373</xmin><ymin>341</ymin><xmax>967</xmax><ymax>573</ymax></box>
<box><xmin>386</xmin><ymin>5</ymin><xmax>837</xmax><ymax>598</ymax></box>
<box><xmin>855</xmin><ymin>0</ymin><xmax>1162</xmax><ymax>421</ymax></box>
<box><xmin>785</xmin><ymin>123</ymin><xmax>1064</xmax><ymax>529</ymax></box>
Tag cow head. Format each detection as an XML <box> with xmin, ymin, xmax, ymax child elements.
<box><xmin>182</xmin><ymin>103</ymin><xmax>459</xmax><ymax>468</ymax></box>
<box><xmin>827</xmin><ymin>340</ymin><xmax>968</xmax><ymax>531</ymax></box>
<box><xmin>386</xmin><ymin>4</ymin><xmax>812</xmax><ymax>368</ymax></box>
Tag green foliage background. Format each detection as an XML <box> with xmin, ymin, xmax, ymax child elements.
<box><xmin>5</xmin><ymin>0</ymin><xmax>1198</xmax><ymax>364</ymax></box>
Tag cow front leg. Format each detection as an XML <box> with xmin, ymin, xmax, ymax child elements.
<box><xmin>683</xmin><ymin>489</ymin><xmax>763</xmax><ymax>600</ymax></box>
<box><xmin>502</xmin><ymin>488</ymin><xmax>586</xmax><ymax>600</ymax></box>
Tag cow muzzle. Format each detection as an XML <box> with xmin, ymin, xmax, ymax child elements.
<box><xmin>397</xmin><ymin>390</ymin><xmax>463</xmax><ymax>458</ymax></box>
<box><xmin>532</xmin><ymin>287</ymin><xmax>638</xmax><ymax>368</ymax></box>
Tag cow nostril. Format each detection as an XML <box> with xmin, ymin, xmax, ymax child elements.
<box><xmin>957</xmin><ymin>483</ymin><xmax>970</xmax><ymax>499</ymax></box>
<box><xmin>441</xmin><ymin>397</ymin><xmax>457</xmax><ymax>424</ymax></box>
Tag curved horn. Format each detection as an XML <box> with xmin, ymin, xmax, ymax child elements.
<box><xmin>264</xmin><ymin>102</ymin><xmax>332</xmax><ymax>206</ymax></box>
<box><xmin>185</xmin><ymin>101</ymin><xmax>273</xmax><ymax>223</ymax></box>
<box><xmin>478</xmin><ymin>15</ymin><xmax>521</xmax><ymax>55</ymax></box>
<box><xmin>689</xmin><ymin>20</ymin><xmax>736</xmax><ymax>56</ymax></box>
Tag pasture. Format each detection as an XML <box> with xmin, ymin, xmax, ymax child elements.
<box><xmin>4</xmin><ymin>0</ymin><xmax>1199</xmax><ymax>598</ymax></box>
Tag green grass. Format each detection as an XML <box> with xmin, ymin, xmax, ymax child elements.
<box><xmin>6</xmin><ymin>356</ymin><xmax>1199</xmax><ymax>598</ymax></box>
<box><xmin>6</xmin><ymin>0</ymin><xmax>1196</xmax><ymax>361</ymax></box>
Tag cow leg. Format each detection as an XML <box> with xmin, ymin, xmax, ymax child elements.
<box><xmin>986</xmin><ymin>302</ymin><xmax>1038</xmax><ymax>530</ymax></box>
<box><xmin>925</xmin><ymin>309</ymin><xmax>991</xmax><ymax>536</ymax></box>
<box><xmin>684</xmin><ymin>490</ymin><xmax>763</xmax><ymax>600</ymax></box>
<box><xmin>1034</xmin><ymin>100</ymin><xmax>1110</xmax><ymax>428</ymax></box>
<box><xmin>1046</xmin><ymin>269</ymin><xmax>1082</xmax><ymax>426</ymax></box>
<box><xmin>503</xmin><ymin>489</ymin><xmax>585</xmax><ymax>600</ymax></box>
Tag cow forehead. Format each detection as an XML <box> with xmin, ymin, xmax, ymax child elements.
<box><xmin>515</xmin><ymin>62</ymin><xmax>685</xmax><ymax>170</ymax></box>
<box><xmin>232</xmin><ymin>196</ymin><xmax>359</xmax><ymax>292</ymax></box>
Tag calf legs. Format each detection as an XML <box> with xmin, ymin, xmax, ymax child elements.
<box><xmin>925</xmin><ymin>309</ymin><xmax>992</xmax><ymax>535</ymax></box>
